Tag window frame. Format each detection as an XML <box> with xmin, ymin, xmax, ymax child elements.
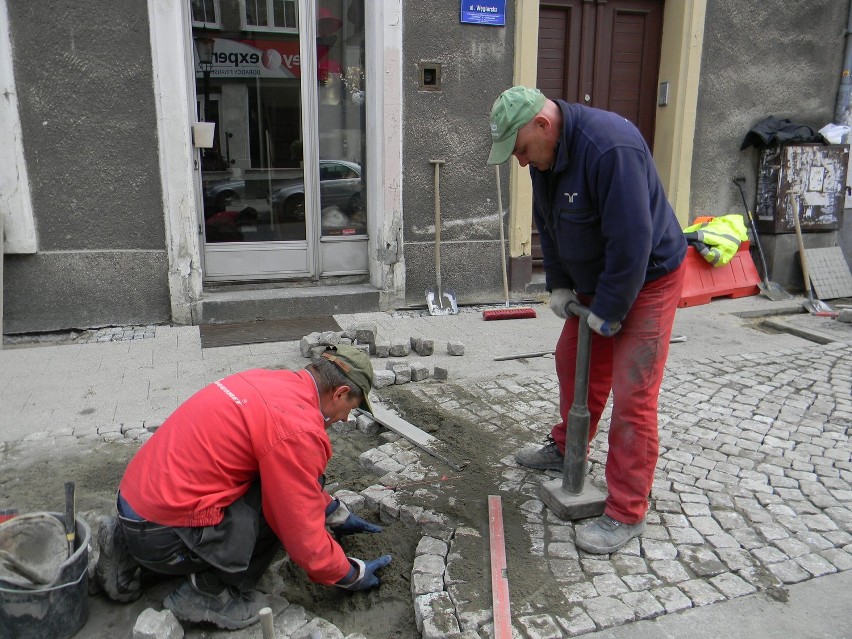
<box><xmin>190</xmin><ymin>0</ymin><xmax>222</xmax><ymax>29</ymax></box>
<box><xmin>240</xmin><ymin>0</ymin><xmax>299</xmax><ymax>34</ymax></box>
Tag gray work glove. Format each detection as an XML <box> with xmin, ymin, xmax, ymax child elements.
<box><xmin>335</xmin><ymin>555</ymin><xmax>393</xmax><ymax>591</ymax></box>
<box><xmin>549</xmin><ymin>289</ymin><xmax>579</xmax><ymax>319</ymax></box>
<box><xmin>587</xmin><ymin>312</ymin><xmax>622</xmax><ymax>337</ymax></box>
<box><xmin>325</xmin><ymin>498</ymin><xmax>382</xmax><ymax>535</ymax></box>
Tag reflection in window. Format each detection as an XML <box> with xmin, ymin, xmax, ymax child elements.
<box><xmin>194</xmin><ymin>0</ymin><xmax>366</xmax><ymax>244</ymax></box>
<box><xmin>191</xmin><ymin>0</ymin><xmax>220</xmax><ymax>28</ymax></box>
<box><xmin>244</xmin><ymin>0</ymin><xmax>298</xmax><ymax>32</ymax></box>
<box><xmin>316</xmin><ymin>1</ymin><xmax>366</xmax><ymax>238</ymax></box>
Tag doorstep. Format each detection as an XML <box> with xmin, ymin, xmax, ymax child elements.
<box><xmin>195</xmin><ymin>282</ymin><xmax>381</xmax><ymax>324</ymax></box>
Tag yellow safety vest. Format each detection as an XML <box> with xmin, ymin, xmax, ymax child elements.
<box><xmin>683</xmin><ymin>214</ymin><xmax>749</xmax><ymax>267</ymax></box>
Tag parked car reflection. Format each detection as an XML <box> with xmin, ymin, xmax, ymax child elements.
<box><xmin>202</xmin><ymin>160</ymin><xmax>363</xmax><ymax>221</ymax></box>
<box><xmin>271</xmin><ymin>160</ymin><xmax>363</xmax><ymax>220</ymax></box>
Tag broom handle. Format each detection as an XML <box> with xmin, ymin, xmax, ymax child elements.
<box><xmin>495</xmin><ymin>165</ymin><xmax>509</xmax><ymax>306</ymax></box>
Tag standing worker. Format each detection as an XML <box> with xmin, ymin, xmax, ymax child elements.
<box><xmin>95</xmin><ymin>345</ymin><xmax>392</xmax><ymax>629</ymax></box>
<box><xmin>487</xmin><ymin>86</ymin><xmax>687</xmax><ymax>554</ymax></box>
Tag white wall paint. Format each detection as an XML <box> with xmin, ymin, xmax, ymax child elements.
<box><xmin>148</xmin><ymin>0</ymin><xmax>203</xmax><ymax>324</ymax></box>
<box><xmin>366</xmin><ymin>0</ymin><xmax>405</xmax><ymax>302</ymax></box>
<box><xmin>0</xmin><ymin>0</ymin><xmax>36</xmax><ymax>254</ymax></box>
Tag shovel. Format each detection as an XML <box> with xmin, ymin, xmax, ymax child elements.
<box><xmin>733</xmin><ymin>178</ymin><xmax>792</xmax><ymax>301</ymax></box>
<box><xmin>425</xmin><ymin>160</ymin><xmax>458</xmax><ymax>315</ymax></box>
<box><xmin>791</xmin><ymin>195</ymin><xmax>836</xmax><ymax>316</ymax></box>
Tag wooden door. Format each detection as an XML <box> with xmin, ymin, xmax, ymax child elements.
<box><xmin>532</xmin><ymin>0</ymin><xmax>664</xmax><ymax>270</ymax></box>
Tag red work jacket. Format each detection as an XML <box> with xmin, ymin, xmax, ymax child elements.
<box><xmin>119</xmin><ymin>369</ymin><xmax>350</xmax><ymax>585</ymax></box>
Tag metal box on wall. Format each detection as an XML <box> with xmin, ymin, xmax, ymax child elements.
<box><xmin>755</xmin><ymin>144</ymin><xmax>848</xmax><ymax>234</ymax></box>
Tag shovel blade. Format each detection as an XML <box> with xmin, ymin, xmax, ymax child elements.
<box><xmin>425</xmin><ymin>287</ymin><xmax>459</xmax><ymax>315</ymax></box>
<box><xmin>758</xmin><ymin>281</ymin><xmax>793</xmax><ymax>301</ymax></box>
<box><xmin>803</xmin><ymin>297</ymin><xmax>835</xmax><ymax>315</ymax></box>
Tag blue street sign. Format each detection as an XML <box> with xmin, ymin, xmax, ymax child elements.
<box><xmin>460</xmin><ymin>1</ymin><xmax>506</xmax><ymax>26</ymax></box>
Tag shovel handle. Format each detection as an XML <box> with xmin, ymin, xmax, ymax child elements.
<box><xmin>733</xmin><ymin>177</ymin><xmax>771</xmax><ymax>281</ymax></box>
<box><xmin>64</xmin><ymin>481</ymin><xmax>75</xmax><ymax>556</ymax></box>
<box><xmin>430</xmin><ymin>160</ymin><xmax>445</xmax><ymax>300</ymax></box>
<box><xmin>790</xmin><ymin>195</ymin><xmax>813</xmax><ymax>297</ymax></box>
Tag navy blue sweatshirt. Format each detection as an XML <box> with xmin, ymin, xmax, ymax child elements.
<box><xmin>531</xmin><ymin>101</ymin><xmax>687</xmax><ymax>322</ymax></box>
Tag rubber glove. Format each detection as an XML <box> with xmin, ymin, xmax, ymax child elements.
<box><xmin>325</xmin><ymin>498</ymin><xmax>383</xmax><ymax>534</ymax></box>
<box><xmin>549</xmin><ymin>288</ymin><xmax>579</xmax><ymax>319</ymax></box>
<box><xmin>335</xmin><ymin>555</ymin><xmax>393</xmax><ymax>590</ymax></box>
<box><xmin>587</xmin><ymin>312</ymin><xmax>622</xmax><ymax>337</ymax></box>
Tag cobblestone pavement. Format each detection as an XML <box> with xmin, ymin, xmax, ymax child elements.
<box><xmin>1</xmin><ymin>299</ymin><xmax>851</xmax><ymax>638</ymax></box>
<box><xmin>375</xmin><ymin>341</ymin><xmax>852</xmax><ymax>637</ymax></box>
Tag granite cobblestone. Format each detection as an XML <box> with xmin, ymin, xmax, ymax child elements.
<box><xmin>4</xmin><ymin>324</ymin><xmax>850</xmax><ymax>638</ymax></box>
<box><xmin>360</xmin><ymin>342</ymin><xmax>852</xmax><ymax>637</ymax></box>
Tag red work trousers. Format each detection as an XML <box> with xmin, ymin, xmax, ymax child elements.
<box><xmin>550</xmin><ymin>264</ymin><xmax>685</xmax><ymax>524</ymax></box>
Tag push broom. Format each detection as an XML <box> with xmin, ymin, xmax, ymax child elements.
<box><xmin>483</xmin><ymin>164</ymin><xmax>537</xmax><ymax>321</ymax></box>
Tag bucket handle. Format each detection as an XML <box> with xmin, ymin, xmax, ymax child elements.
<box><xmin>0</xmin><ymin>559</ymin><xmax>89</xmax><ymax>595</ymax></box>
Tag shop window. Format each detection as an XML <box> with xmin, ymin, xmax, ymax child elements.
<box><xmin>191</xmin><ymin>0</ymin><xmax>221</xmax><ymax>29</ymax></box>
<box><xmin>243</xmin><ymin>0</ymin><xmax>298</xmax><ymax>33</ymax></box>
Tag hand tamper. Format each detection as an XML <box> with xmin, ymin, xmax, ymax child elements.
<box><xmin>539</xmin><ymin>301</ymin><xmax>608</xmax><ymax>520</ymax></box>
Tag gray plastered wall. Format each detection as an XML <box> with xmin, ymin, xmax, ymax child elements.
<box><xmin>690</xmin><ymin>0</ymin><xmax>847</xmax><ymax>220</ymax></box>
<box><xmin>3</xmin><ymin>0</ymin><xmax>169</xmax><ymax>333</ymax></box>
<box><xmin>689</xmin><ymin>0</ymin><xmax>851</xmax><ymax>289</ymax></box>
<box><xmin>402</xmin><ymin>0</ymin><xmax>514</xmax><ymax>304</ymax></box>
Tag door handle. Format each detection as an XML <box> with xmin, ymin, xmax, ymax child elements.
<box><xmin>584</xmin><ymin>94</ymin><xmax>591</xmax><ymax>102</ymax></box>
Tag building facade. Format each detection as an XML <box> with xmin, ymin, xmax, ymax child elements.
<box><xmin>2</xmin><ymin>1</ymin><xmax>850</xmax><ymax>334</ymax></box>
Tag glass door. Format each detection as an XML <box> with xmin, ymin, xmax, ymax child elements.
<box><xmin>190</xmin><ymin>0</ymin><xmax>368</xmax><ymax>281</ymax></box>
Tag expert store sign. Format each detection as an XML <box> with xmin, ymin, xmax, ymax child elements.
<box><xmin>194</xmin><ymin>38</ymin><xmax>328</xmax><ymax>78</ymax></box>
<box><xmin>460</xmin><ymin>1</ymin><xmax>506</xmax><ymax>26</ymax></box>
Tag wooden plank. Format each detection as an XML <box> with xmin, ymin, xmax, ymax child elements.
<box><xmin>366</xmin><ymin>405</ymin><xmax>438</xmax><ymax>448</ymax></box>
<box><xmin>488</xmin><ymin>495</ymin><xmax>512</xmax><ymax>639</ymax></box>
<box><xmin>359</xmin><ymin>405</ymin><xmax>467</xmax><ymax>471</ymax></box>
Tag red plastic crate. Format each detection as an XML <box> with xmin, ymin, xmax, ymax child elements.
<box><xmin>678</xmin><ymin>241</ymin><xmax>760</xmax><ymax>308</ymax></box>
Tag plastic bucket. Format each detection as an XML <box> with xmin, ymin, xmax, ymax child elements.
<box><xmin>0</xmin><ymin>513</ymin><xmax>91</xmax><ymax>639</ymax></box>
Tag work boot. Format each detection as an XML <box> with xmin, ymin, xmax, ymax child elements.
<box><xmin>164</xmin><ymin>574</ymin><xmax>267</xmax><ymax>630</ymax></box>
<box><xmin>575</xmin><ymin>514</ymin><xmax>646</xmax><ymax>554</ymax></box>
<box><xmin>95</xmin><ymin>516</ymin><xmax>142</xmax><ymax>602</ymax></box>
<box><xmin>515</xmin><ymin>436</ymin><xmax>564</xmax><ymax>471</ymax></box>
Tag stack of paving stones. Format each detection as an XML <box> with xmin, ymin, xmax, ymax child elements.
<box><xmin>300</xmin><ymin>323</ymin><xmax>461</xmax><ymax>387</ymax></box>
<box><xmin>341</xmin><ymin>343</ymin><xmax>851</xmax><ymax>638</ymax></box>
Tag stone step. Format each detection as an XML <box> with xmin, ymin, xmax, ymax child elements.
<box><xmin>197</xmin><ymin>283</ymin><xmax>381</xmax><ymax>324</ymax></box>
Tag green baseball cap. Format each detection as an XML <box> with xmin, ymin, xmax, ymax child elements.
<box><xmin>487</xmin><ymin>86</ymin><xmax>547</xmax><ymax>165</ymax></box>
<box><xmin>321</xmin><ymin>345</ymin><xmax>374</xmax><ymax>413</ymax></box>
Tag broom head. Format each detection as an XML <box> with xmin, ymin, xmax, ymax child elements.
<box><xmin>482</xmin><ymin>307</ymin><xmax>537</xmax><ymax>321</ymax></box>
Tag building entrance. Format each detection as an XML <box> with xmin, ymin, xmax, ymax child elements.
<box><xmin>190</xmin><ymin>0</ymin><xmax>368</xmax><ymax>281</ymax></box>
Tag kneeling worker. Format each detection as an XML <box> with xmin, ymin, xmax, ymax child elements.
<box><xmin>95</xmin><ymin>345</ymin><xmax>391</xmax><ymax>630</ymax></box>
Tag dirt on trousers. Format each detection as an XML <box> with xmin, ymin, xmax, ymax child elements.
<box><xmin>0</xmin><ymin>380</ymin><xmax>558</xmax><ymax>639</ymax></box>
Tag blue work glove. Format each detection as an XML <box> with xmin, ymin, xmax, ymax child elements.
<box><xmin>335</xmin><ymin>555</ymin><xmax>393</xmax><ymax>591</ymax></box>
<box><xmin>550</xmin><ymin>288</ymin><xmax>579</xmax><ymax>319</ymax></box>
<box><xmin>325</xmin><ymin>498</ymin><xmax>383</xmax><ymax>534</ymax></box>
<box><xmin>587</xmin><ymin>312</ymin><xmax>622</xmax><ymax>337</ymax></box>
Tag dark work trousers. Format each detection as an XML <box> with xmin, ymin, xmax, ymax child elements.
<box><xmin>118</xmin><ymin>482</ymin><xmax>280</xmax><ymax>592</ymax></box>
